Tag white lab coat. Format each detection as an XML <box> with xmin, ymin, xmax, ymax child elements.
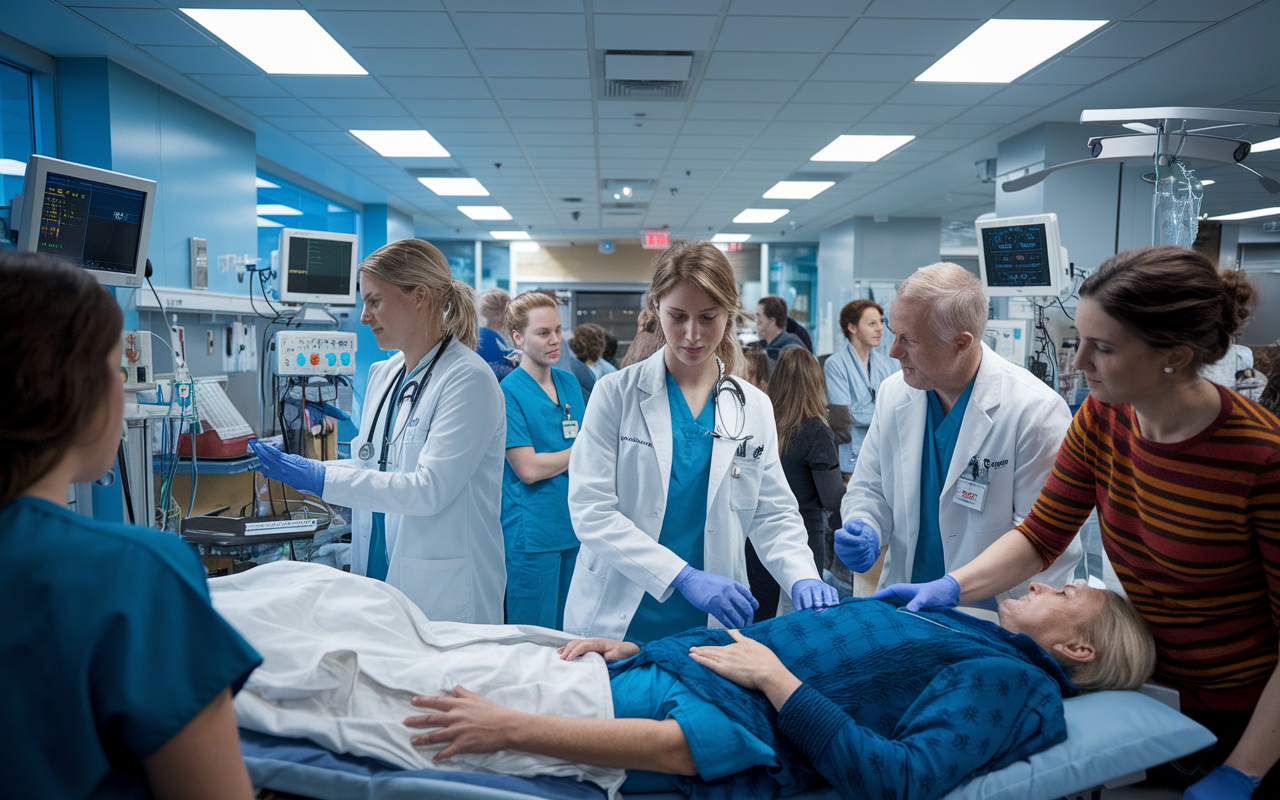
<box><xmin>563</xmin><ymin>348</ymin><xmax>821</xmax><ymax>640</ymax></box>
<box><xmin>322</xmin><ymin>342</ymin><xmax>506</xmax><ymax>624</ymax></box>
<box><xmin>840</xmin><ymin>342</ymin><xmax>1081</xmax><ymax>599</ymax></box>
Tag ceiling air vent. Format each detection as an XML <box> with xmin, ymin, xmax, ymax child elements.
<box><xmin>599</xmin><ymin>51</ymin><xmax>695</xmax><ymax>102</ymax></box>
<box><xmin>605</xmin><ymin>79</ymin><xmax>685</xmax><ymax>99</ymax></box>
<box><xmin>603</xmin><ymin>202</ymin><xmax>647</xmax><ymax>216</ymax></box>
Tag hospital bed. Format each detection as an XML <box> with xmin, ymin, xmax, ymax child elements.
<box><xmin>242</xmin><ymin>686</ymin><xmax>1215</xmax><ymax>800</ymax></box>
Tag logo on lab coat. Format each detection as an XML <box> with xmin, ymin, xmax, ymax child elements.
<box><xmin>982</xmin><ymin>457</ymin><xmax>1008</xmax><ymax>470</ymax></box>
<box><xmin>752</xmin><ymin>445</ymin><xmax>764</xmax><ymax>460</ymax></box>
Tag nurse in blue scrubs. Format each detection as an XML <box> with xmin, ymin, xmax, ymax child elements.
<box><xmin>0</xmin><ymin>253</ymin><xmax>261</xmax><ymax>799</ymax></box>
<box><xmin>500</xmin><ymin>291</ymin><xmax>586</xmax><ymax>628</ymax></box>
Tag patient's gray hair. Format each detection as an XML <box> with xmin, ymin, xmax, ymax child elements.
<box><xmin>1069</xmin><ymin>590</ymin><xmax>1157</xmax><ymax>692</ymax></box>
<box><xmin>895</xmin><ymin>262</ymin><xmax>989</xmax><ymax>343</ymax></box>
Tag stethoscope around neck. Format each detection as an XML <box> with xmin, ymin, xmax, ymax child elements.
<box><xmin>357</xmin><ymin>335</ymin><xmax>452</xmax><ymax>469</ymax></box>
<box><xmin>708</xmin><ymin>356</ymin><xmax>752</xmax><ymax>444</ymax></box>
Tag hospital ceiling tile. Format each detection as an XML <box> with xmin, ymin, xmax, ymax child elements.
<box><xmin>488</xmin><ymin>78</ymin><xmax>592</xmax><ymax>101</ymax></box>
<box><xmin>669</xmin><ymin>147</ymin><xmax>743</xmax><ymax>161</ymax></box>
<box><xmin>444</xmin><ymin>0</ymin><xmax>581</xmax><ymax>10</ymax></box>
<box><xmin>702</xmin><ymin>52</ymin><xmax>823</xmax><ymax>82</ymax></box>
<box><xmin>516</xmin><ymin>133</ymin><xmax>596</xmax><ymax>147</ymax></box>
<box><xmin>762</xmin><ymin>119</ymin><xmax>849</xmax><ymax>137</ymax></box>
<box><xmin>598</xmin><ymin>134</ymin><xmax>676</xmax><ymax>148</ymax></box>
<box><xmin>926</xmin><ymin>122</ymin><xmax>1005</xmax><ymax>138</ymax></box>
<box><xmin>1019</xmin><ymin>57</ymin><xmax>1140</xmax><ymax>85</ymax></box>
<box><xmin>775</xmin><ymin>103</ymin><xmax>873</xmax><ymax>122</ymax></box>
<box><xmin>313</xmin><ymin>143</ymin><xmax>375</xmax><ymax>157</ymax></box>
<box><xmin>729</xmin><ymin>0</ymin><xmax>869</xmax><ymax>16</ymax></box>
<box><xmin>347</xmin><ymin>48</ymin><xmax>479</xmax><ymax>78</ymax></box>
<box><xmin>598</xmin><ymin>118</ymin><xmax>680</xmax><ymax>135</ymax></box>
<box><xmin>501</xmin><ymin>100</ymin><xmax>594</xmax><ymax>118</ymax></box>
<box><xmin>304</xmin><ymin>0</ymin><xmax>445</xmax><ymax>9</ymax></box>
<box><xmin>884</xmin><ymin>83</ymin><xmax>1004</xmax><ymax>106</ymax></box>
<box><xmin>592</xmin><ymin>14</ymin><xmax>718</xmax><ymax>51</ymax></box>
<box><xmin>452</xmin><ymin>13</ymin><xmax>587</xmax><ymax>49</ymax></box>
<box><xmin>290</xmin><ymin>130</ymin><xmax>360</xmax><ymax>146</ymax></box>
<box><xmin>312</xmin><ymin>11</ymin><xmax>463</xmax><ymax>49</ymax></box>
<box><xmin>863</xmin><ymin>104</ymin><xmax>966</xmax><ymax>123</ymax></box>
<box><xmin>527</xmin><ymin>157</ymin><xmax>593</xmax><ymax>170</ymax></box>
<box><xmin>995</xmin><ymin>0</ymin><xmax>1150</xmax><ymax>20</ymax></box>
<box><xmin>445</xmin><ymin>146</ymin><xmax>526</xmax><ymax>159</ymax></box>
<box><xmin>189</xmin><ymin>75</ymin><xmax>288</xmax><ymax>98</ymax></box>
<box><xmin>471</xmin><ymin>49</ymin><xmax>590</xmax><ymax>79</ymax></box>
<box><xmin>271</xmin><ymin>77</ymin><xmax>390</xmax><ymax>99</ymax></box>
<box><xmin>811</xmin><ymin>53</ymin><xmax>937</xmax><ymax>83</ymax></box>
<box><xmin>716</xmin><ymin>16</ymin><xmax>851</xmax><ymax>53</ymax></box>
<box><xmin>1128</xmin><ymin>0</ymin><xmax>1258</xmax><ymax>22</ymax></box>
<box><xmin>860</xmin><ymin>0</ymin><xmax>1004</xmax><ymax>18</ymax></box>
<box><xmin>523</xmin><ymin>146</ymin><xmax>592</xmax><ymax>159</ymax></box>
<box><xmin>413</xmin><ymin>117</ymin><xmax>512</xmax><ymax>132</ymax></box>
<box><xmin>380</xmin><ymin>77</ymin><xmax>492</xmax><ymax>99</ymax></box>
<box><xmin>598</xmin><ymin>159</ymin><xmax>665</xmax><ymax>170</ymax></box>
<box><xmin>675</xmin><ymin>133</ymin><xmax>755</xmax><ymax>148</ymax></box>
<box><xmin>261</xmin><ymin>116</ymin><xmax>339</xmax><ymax>131</ymax></box>
<box><xmin>696</xmin><ymin>80</ymin><xmax>799</xmax><ymax>103</ymax></box>
<box><xmin>388</xmin><ymin>156</ymin><xmax>461</xmax><ymax>168</ymax></box>
<box><xmin>899</xmin><ymin>137</ymin><xmax>971</xmax><ymax>152</ymax></box>
<box><xmin>1068</xmin><ymin>22</ymin><xmax>1211</xmax><ymax>59</ymax></box>
<box><xmin>76</xmin><ymin>8</ymin><xmax>212</xmax><ymax>46</ymax></box>
<box><xmin>430</xmin><ymin>131</ymin><xmax>518</xmax><ymax>146</ymax></box>
<box><xmin>139</xmin><ymin>46</ymin><xmax>255</xmax><ymax>75</ymax></box>
<box><xmin>952</xmin><ymin>105</ymin><xmax>1039</xmax><ymax>125</ymax></box>
<box><xmin>790</xmin><ymin>81</ymin><xmax>901</xmax><ymax>105</ymax></box>
<box><xmin>306</xmin><ymin>98</ymin><xmax>409</xmax><ymax>116</ymax></box>
<box><xmin>685</xmin><ymin>102</ymin><xmax>783</xmax><ymax>121</ymax></box>
<box><xmin>400</xmin><ymin>98</ymin><xmax>503</xmax><ymax>117</ymax></box>
<box><xmin>326</xmin><ymin>116</ymin><xmax>420</xmax><ymax>129</ymax></box>
<box><xmin>983</xmin><ymin>84</ymin><xmax>1079</xmax><ymax>106</ymax></box>
<box><xmin>232</xmin><ymin>97</ymin><xmax>315</xmax><ymax>116</ymax></box>
<box><xmin>597</xmin><ymin>101</ymin><xmax>687</xmax><ymax>119</ymax></box>
<box><xmin>509</xmin><ymin>118</ymin><xmax>595</xmax><ymax>133</ymax></box>
<box><xmin>841</xmin><ymin>121</ymin><xmax>933</xmax><ymax>135</ymax></box>
<box><xmin>834</xmin><ymin>18</ymin><xmax>982</xmax><ymax>57</ymax></box>
<box><xmin>679</xmin><ymin>119</ymin><xmax>768</xmax><ymax>137</ymax></box>
<box><xmin>878</xmin><ymin>149</ymin><xmax>941</xmax><ymax>164</ymax></box>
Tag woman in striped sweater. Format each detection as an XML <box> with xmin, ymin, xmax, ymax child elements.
<box><xmin>875</xmin><ymin>246</ymin><xmax>1280</xmax><ymax>799</ymax></box>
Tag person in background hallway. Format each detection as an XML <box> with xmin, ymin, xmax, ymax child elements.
<box><xmin>572</xmin><ymin>323</ymin><xmax>617</xmax><ymax>381</ymax></box>
<box><xmin>745</xmin><ymin>347</ymin><xmax>845</xmax><ymax>621</ymax></box>
<box><xmin>621</xmin><ymin>308</ymin><xmax>664</xmax><ymax>368</ymax></box>
<box><xmin>477</xmin><ymin>288</ymin><xmax>517</xmax><ymax>382</ymax></box>
<box><xmin>0</xmin><ymin>253</ymin><xmax>261</xmax><ymax>799</ymax></box>
<box><xmin>755</xmin><ymin>296</ymin><xmax>806</xmax><ymax>363</ymax></box>
<box><xmin>880</xmin><ymin>247</ymin><xmax>1280</xmax><ymax>800</ymax></box>
<box><xmin>785</xmin><ymin>315</ymin><xmax>814</xmax><ymax>352</ymax></box>
<box><xmin>740</xmin><ymin>343</ymin><xmax>770</xmax><ymax>393</ymax></box>
<box><xmin>824</xmin><ymin>299</ymin><xmax>900</xmax><ymax>478</ymax></box>
<box><xmin>602</xmin><ymin>331</ymin><xmax>619</xmax><ymax>370</ymax></box>
<box><xmin>500</xmin><ymin>291</ymin><xmax>586</xmax><ymax>629</ymax></box>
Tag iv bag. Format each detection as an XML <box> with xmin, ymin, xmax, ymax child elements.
<box><xmin>1152</xmin><ymin>159</ymin><xmax>1203</xmax><ymax>248</ymax></box>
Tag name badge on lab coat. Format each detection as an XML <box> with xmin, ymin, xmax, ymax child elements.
<box><xmin>562</xmin><ymin>419</ymin><xmax>579</xmax><ymax>439</ymax></box>
<box><xmin>953</xmin><ymin>477</ymin><xmax>988</xmax><ymax>512</ymax></box>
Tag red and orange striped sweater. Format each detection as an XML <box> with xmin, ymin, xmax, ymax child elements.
<box><xmin>1018</xmin><ymin>384</ymin><xmax>1280</xmax><ymax>710</ymax></box>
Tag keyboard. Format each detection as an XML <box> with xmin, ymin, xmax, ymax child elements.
<box><xmin>195</xmin><ymin>381</ymin><xmax>254</xmax><ymax>441</ymax></box>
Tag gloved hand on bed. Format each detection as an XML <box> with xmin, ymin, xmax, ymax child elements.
<box><xmin>250</xmin><ymin>439</ymin><xmax>326</xmax><ymax>497</ymax></box>
<box><xmin>872</xmin><ymin>575</ymin><xmax>961</xmax><ymax>612</ymax></box>
<box><xmin>1183</xmin><ymin>765</ymin><xmax>1261</xmax><ymax>800</ymax></box>
<box><xmin>791</xmin><ymin>579</ymin><xmax>839</xmax><ymax>611</ymax></box>
<box><xmin>673</xmin><ymin>565</ymin><xmax>758</xmax><ymax>629</ymax></box>
<box><xmin>835</xmin><ymin>519</ymin><xmax>881</xmax><ymax>572</ymax></box>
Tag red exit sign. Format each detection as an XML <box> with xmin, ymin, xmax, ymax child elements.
<box><xmin>641</xmin><ymin>229</ymin><xmax>671</xmax><ymax>250</ymax></box>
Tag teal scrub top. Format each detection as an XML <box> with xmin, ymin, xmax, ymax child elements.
<box><xmin>501</xmin><ymin>366</ymin><xmax>585</xmax><ymax>553</ymax></box>
<box><xmin>626</xmin><ymin>372</ymin><xmax>715</xmax><ymax>644</ymax></box>
<box><xmin>0</xmin><ymin>496</ymin><xmax>261</xmax><ymax>799</ymax></box>
<box><xmin>912</xmin><ymin>378</ymin><xmax>976</xmax><ymax>583</ymax></box>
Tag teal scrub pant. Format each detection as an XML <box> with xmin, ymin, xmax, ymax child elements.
<box><xmin>504</xmin><ymin>546</ymin><xmax>578</xmax><ymax>630</ymax></box>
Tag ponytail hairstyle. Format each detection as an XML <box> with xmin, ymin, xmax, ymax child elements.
<box><xmin>504</xmin><ymin>290</ymin><xmax>560</xmax><ymax>344</ymax></box>
<box><xmin>646</xmin><ymin>239</ymin><xmax>744</xmax><ymax>376</ymax></box>
<box><xmin>358</xmin><ymin>239</ymin><xmax>479</xmax><ymax>350</ymax></box>
<box><xmin>1</xmin><ymin>253</ymin><xmax>123</xmax><ymax>507</ymax></box>
<box><xmin>768</xmin><ymin>347</ymin><xmax>829</xmax><ymax>455</ymax></box>
<box><xmin>1079</xmin><ymin>246</ymin><xmax>1257</xmax><ymax>371</ymax></box>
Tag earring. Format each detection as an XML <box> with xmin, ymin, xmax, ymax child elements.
<box><xmin>1163</xmin><ymin>367</ymin><xmax>1175</xmax><ymax>373</ymax></box>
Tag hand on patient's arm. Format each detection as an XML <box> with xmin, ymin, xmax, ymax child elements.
<box><xmin>558</xmin><ymin>638</ymin><xmax>640</xmax><ymax>663</ymax></box>
<box><xmin>144</xmin><ymin>688</ymin><xmax>254</xmax><ymax>800</ymax></box>
<box><xmin>407</xmin><ymin>686</ymin><xmax>527</xmax><ymax>759</ymax></box>
<box><xmin>688</xmin><ymin>629</ymin><xmax>802</xmax><ymax>712</ymax></box>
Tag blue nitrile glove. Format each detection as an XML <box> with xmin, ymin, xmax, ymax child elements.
<box><xmin>835</xmin><ymin>519</ymin><xmax>881</xmax><ymax>573</ymax></box>
<box><xmin>672</xmin><ymin>565</ymin><xmax>758</xmax><ymax>629</ymax></box>
<box><xmin>1183</xmin><ymin>766</ymin><xmax>1261</xmax><ymax>800</ymax></box>
<box><xmin>872</xmin><ymin>575</ymin><xmax>961</xmax><ymax>612</ymax></box>
<box><xmin>792</xmin><ymin>578</ymin><xmax>839</xmax><ymax>611</ymax></box>
<box><xmin>250</xmin><ymin>439</ymin><xmax>326</xmax><ymax>497</ymax></box>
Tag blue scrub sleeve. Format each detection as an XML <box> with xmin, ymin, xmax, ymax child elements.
<box><xmin>824</xmin><ymin>357</ymin><xmax>852</xmax><ymax>406</ymax></box>
<box><xmin>502</xmin><ymin>383</ymin><xmax>533</xmax><ymax>449</ymax></box>
<box><xmin>91</xmin><ymin>537</ymin><xmax>262</xmax><ymax>759</ymax></box>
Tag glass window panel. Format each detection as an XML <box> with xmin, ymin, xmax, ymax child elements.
<box><xmin>0</xmin><ymin>61</ymin><xmax>34</xmax><ymax>252</ymax></box>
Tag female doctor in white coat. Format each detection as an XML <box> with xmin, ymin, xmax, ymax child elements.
<box><xmin>251</xmin><ymin>239</ymin><xmax>506</xmax><ymax>624</ymax></box>
<box><xmin>562</xmin><ymin>239</ymin><xmax>836</xmax><ymax>644</ymax></box>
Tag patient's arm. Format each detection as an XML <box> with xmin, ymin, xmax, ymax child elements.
<box><xmin>406</xmin><ymin>685</ymin><xmax>695</xmax><ymax>775</ymax></box>
<box><xmin>557</xmin><ymin>638</ymin><xmax>640</xmax><ymax>663</ymax></box>
<box><xmin>144</xmin><ymin>688</ymin><xmax>255</xmax><ymax>800</ymax></box>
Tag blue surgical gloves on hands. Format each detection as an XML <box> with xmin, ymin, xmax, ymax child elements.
<box><xmin>1183</xmin><ymin>766</ymin><xmax>1261</xmax><ymax>800</ymax></box>
<box><xmin>249</xmin><ymin>439</ymin><xmax>326</xmax><ymax>497</ymax></box>
<box><xmin>791</xmin><ymin>578</ymin><xmax>839</xmax><ymax>611</ymax></box>
<box><xmin>673</xmin><ymin>565</ymin><xmax>758</xmax><ymax>629</ymax></box>
<box><xmin>835</xmin><ymin>519</ymin><xmax>881</xmax><ymax>572</ymax></box>
<box><xmin>872</xmin><ymin>574</ymin><xmax>961</xmax><ymax>612</ymax></box>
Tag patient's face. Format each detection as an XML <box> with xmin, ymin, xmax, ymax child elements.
<box><xmin>998</xmin><ymin>582</ymin><xmax>1104</xmax><ymax>648</ymax></box>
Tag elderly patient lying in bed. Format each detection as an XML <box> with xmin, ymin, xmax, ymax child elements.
<box><xmin>404</xmin><ymin>581</ymin><xmax>1156</xmax><ymax>800</ymax></box>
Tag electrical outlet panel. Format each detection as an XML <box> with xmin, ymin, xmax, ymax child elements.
<box><xmin>121</xmin><ymin>331</ymin><xmax>153</xmax><ymax>387</ymax></box>
<box><xmin>276</xmin><ymin>331</ymin><xmax>357</xmax><ymax>376</ymax></box>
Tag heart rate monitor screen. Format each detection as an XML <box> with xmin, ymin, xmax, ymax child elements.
<box><xmin>286</xmin><ymin>237</ymin><xmax>354</xmax><ymax>297</ymax></box>
<box><xmin>980</xmin><ymin>223</ymin><xmax>1053</xmax><ymax>288</ymax></box>
<box><xmin>37</xmin><ymin>172</ymin><xmax>146</xmax><ymax>275</ymax></box>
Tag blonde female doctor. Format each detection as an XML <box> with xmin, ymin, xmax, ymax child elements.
<box><xmin>563</xmin><ymin>240</ymin><xmax>835</xmax><ymax>644</ymax></box>
<box><xmin>251</xmin><ymin>239</ymin><xmax>506</xmax><ymax>624</ymax></box>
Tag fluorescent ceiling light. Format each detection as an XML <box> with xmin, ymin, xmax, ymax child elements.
<box><xmin>1200</xmin><ymin>179</ymin><xmax>1215</xmax><ymax>186</ymax></box>
<box><xmin>0</xmin><ymin>158</ymin><xmax>26</xmax><ymax>176</ymax></box>
<box><xmin>811</xmin><ymin>135</ymin><xmax>915</xmax><ymax>162</ymax></box>
<box><xmin>763</xmin><ymin>181</ymin><xmax>835</xmax><ymax>200</ymax></box>
<box><xmin>419</xmin><ymin>177</ymin><xmax>489</xmax><ymax>196</ymax></box>
<box><xmin>712</xmin><ymin>233</ymin><xmax>752</xmax><ymax>242</ymax></box>
<box><xmin>255</xmin><ymin>177</ymin><xmax>279</xmax><ymax>189</ymax></box>
<box><xmin>916</xmin><ymin>19</ymin><xmax>1108</xmax><ymax>83</ymax></box>
<box><xmin>350</xmin><ymin>130</ymin><xmax>449</xmax><ymax>158</ymax></box>
<box><xmin>181</xmin><ymin>9</ymin><xmax>365</xmax><ymax>75</ymax></box>
<box><xmin>459</xmin><ymin>206</ymin><xmax>512</xmax><ymax>220</ymax></box>
<box><xmin>257</xmin><ymin>203</ymin><xmax>302</xmax><ymax>215</ymax></box>
<box><xmin>734</xmin><ymin>209</ymin><xmax>789</xmax><ymax>224</ymax></box>
<box><xmin>1253</xmin><ymin>136</ymin><xmax>1280</xmax><ymax>153</ymax></box>
<box><xmin>1208</xmin><ymin>207</ymin><xmax>1280</xmax><ymax>221</ymax></box>
<box><xmin>257</xmin><ymin>217</ymin><xmax>285</xmax><ymax>227</ymax></box>
<box><xmin>510</xmin><ymin>241</ymin><xmax>541</xmax><ymax>252</ymax></box>
<box><xmin>490</xmin><ymin>230</ymin><xmax>531</xmax><ymax>240</ymax></box>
